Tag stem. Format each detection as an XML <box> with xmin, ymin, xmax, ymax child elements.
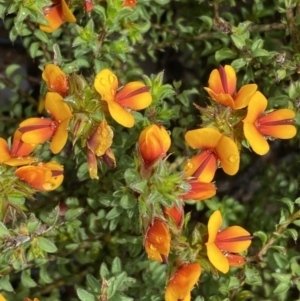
<box><xmin>257</xmin><ymin>209</ymin><xmax>300</xmax><ymax>261</ymax></box>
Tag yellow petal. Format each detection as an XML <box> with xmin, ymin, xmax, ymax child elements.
<box><xmin>0</xmin><ymin>138</ymin><xmax>11</xmax><ymax>163</ymax></box>
<box><xmin>116</xmin><ymin>82</ymin><xmax>152</xmax><ymax>110</ymax></box>
<box><xmin>224</xmin><ymin>65</ymin><xmax>237</xmax><ymax>95</ymax></box>
<box><xmin>185</xmin><ymin>128</ymin><xmax>222</xmax><ymax>149</ymax></box>
<box><xmin>11</xmin><ymin>130</ymin><xmax>36</xmax><ymax>157</ymax></box>
<box><xmin>61</xmin><ymin>0</ymin><xmax>76</xmax><ymax>22</ymax></box>
<box><xmin>207</xmin><ymin>210</ymin><xmax>222</xmax><ymax>243</ymax></box>
<box><xmin>94</xmin><ymin>69</ymin><xmax>118</xmax><ymax>103</ymax></box>
<box><xmin>50</xmin><ymin>118</ymin><xmax>70</xmax><ymax>154</ymax></box>
<box><xmin>42</xmin><ymin>64</ymin><xmax>68</xmax><ymax>96</ymax></box>
<box><xmin>207</xmin><ymin>69</ymin><xmax>224</xmax><ymax>94</ymax></box>
<box><xmin>215</xmin><ymin>135</ymin><xmax>239</xmax><ymax>175</ymax></box>
<box><xmin>243</xmin><ymin>91</ymin><xmax>267</xmax><ymax>123</ymax></box>
<box><xmin>204</xmin><ymin>88</ymin><xmax>235</xmax><ymax>108</ymax></box>
<box><xmin>45</xmin><ymin>92</ymin><xmax>72</xmax><ymax>122</ymax></box>
<box><xmin>243</xmin><ymin>123</ymin><xmax>270</xmax><ymax>155</ymax></box>
<box><xmin>5</xmin><ymin>157</ymin><xmax>38</xmax><ymax>167</ymax></box>
<box><xmin>206</xmin><ymin>242</ymin><xmax>229</xmax><ymax>273</ymax></box>
<box><xmin>0</xmin><ymin>293</ymin><xmax>6</xmax><ymax>301</ymax></box>
<box><xmin>234</xmin><ymin>84</ymin><xmax>257</xmax><ymax>109</ymax></box>
<box><xmin>39</xmin><ymin>5</ymin><xmax>64</xmax><ymax>33</ymax></box>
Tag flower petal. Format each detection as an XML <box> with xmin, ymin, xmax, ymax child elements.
<box><xmin>165</xmin><ymin>286</ymin><xmax>191</xmax><ymax>301</ymax></box>
<box><xmin>61</xmin><ymin>0</ymin><xmax>76</xmax><ymax>22</ymax></box>
<box><xmin>243</xmin><ymin>91</ymin><xmax>267</xmax><ymax>123</ymax></box>
<box><xmin>50</xmin><ymin>118</ymin><xmax>70</xmax><ymax>154</ymax></box>
<box><xmin>216</xmin><ymin>226</ymin><xmax>252</xmax><ymax>252</ymax></box>
<box><xmin>234</xmin><ymin>84</ymin><xmax>257</xmax><ymax>109</ymax></box>
<box><xmin>207</xmin><ymin>68</ymin><xmax>225</xmax><ymax>94</ymax></box>
<box><xmin>215</xmin><ymin>135</ymin><xmax>239</xmax><ymax>175</ymax></box>
<box><xmin>182</xmin><ymin>181</ymin><xmax>216</xmax><ymax>201</ymax></box>
<box><xmin>227</xmin><ymin>254</ymin><xmax>245</xmax><ymax>267</ymax></box>
<box><xmin>243</xmin><ymin>123</ymin><xmax>269</xmax><ymax>155</ymax></box>
<box><xmin>4</xmin><ymin>157</ymin><xmax>38</xmax><ymax>167</ymax></box>
<box><xmin>42</xmin><ymin>64</ymin><xmax>68</xmax><ymax>96</ymax></box>
<box><xmin>206</xmin><ymin>242</ymin><xmax>229</xmax><ymax>273</ymax></box>
<box><xmin>11</xmin><ymin>130</ymin><xmax>36</xmax><ymax>157</ymax></box>
<box><xmin>40</xmin><ymin>4</ymin><xmax>64</xmax><ymax>33</ymax></box>
<box><xmin>45</xmin><ymin>92</ymin><xmax>72</xmax><ymax>122</ymax></box>
<box><xmin>184</xmin><ymin>151</ymin><xmax>217</xmax><ymax>182</ymax></box>
<box><xmin>224</xmin><ymin>65</ymin><xmax>237</xmax><ymax>95</ymax></box>
<box><xmin>204</xmin><ymin>88</ymin><xmax>235</xmax><ymax>108</ymax></box>
<box><xmin>116</xmin><ymin>82</ymin><xmax>152</xmax><ymax>110</ymax></box>
<box><xmin>207</xmin><ymin>210</ymin><xmax>222</xmax><ymax>243</ymax></box>
<box><xmin>0</xmin><ymin>138</ymin><xmax>11</xmax><ymax>163</ymax></box>
<box><xmin>40</xmin><ymin>162</ymin><xmax>64</xmax><ymax>191</ymax></box>
<box><xmin>94</xmin><ymin>69</ymin><xmax>118</xmax><ymax>103</ymax></box>
<box><xmin>185</xmin><ymin>128</ymin><xmax>222</xmax><ymax>149</ymax></box>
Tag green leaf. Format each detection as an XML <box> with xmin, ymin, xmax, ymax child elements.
<box><xmin>215</xmin><ymin>48</ymin><xmax>236</xmax><ymax>63</ymax></box>
<box><xmin>111</xmin><ymin>257</ymin><xmax>122</xmax><ymax>274</ymax></box>
<box><xmin>21</xmin><ymin>269</ymin><xmax>37</xmax><ymax>288</ymax></box>
<box><xmin>86</xmin><ymin>274</ymin><xmax>101</xmax><ymax>292</ymax></box>
<box><xmin>231</xmin><ymin>58</ymin><xmax>246</xmax><ymax>70</ymax></box>
<box><xmin>271</xmin><ymin>273</ymin><xmax>292</xmax><ymax>283</ymax></box>
<box><xmin>0</xmin><ymin>222</ymin><xmax>10</xmax><ymax>236</ymax></box>
<box><xmin>106</xmin><ymin>207</ymin><xmax>123</xmax><ymax>220</ymax></box>
<box><xmin>77</xmin><ymin>287</ymin><xmax>96</xmax><ymax>301</ymax></box>
<box><xmin>129</xmin><ymin>180</ymin><xmax>148</xmax><ymax>194</ymax></box>
<box><xmin>65</xmin><ymin>208</ymin><xmax>85</xmax><ymax>221</ymax></box>
<box><xmin>5</xmin><ymin>64</ymin><xmax>21</xmax><ymax>77</ymax></box>
<box><xmin>0</xmin><ymin>275</ymin><xmax>14</xmax><ymax>292</ymax></box>
<box><xmin>38</xmin><ymin>237</ymin><xmax>58</xmax><ymax>253</ymax></box>
<box><xmin>231</xmin><ymin>34</ymin><xmax>245</xmax><ymax>50</ymax></box>
<box><xmin>124</xmin><ymin>169</ymin><xmax>140</xmax><ymax>185</ymax></box>
<box><xmin>280</xmin><ymin>197</ymin><xmax>294</xmax><ymax>214</ymax></box>
<box><xmin>273</xmin><ymin>282</ymin><xmax>290</xmax><ymax>294</ymax></box>
<box><xmin>120</xmin><ymin>194</ymin><xmax>137</xmax><ymax>209</ymax></box>
<box><xmin>254</xmin><ymin>231</ymin><xmax>268</xmax><ymax>244</ymax></box>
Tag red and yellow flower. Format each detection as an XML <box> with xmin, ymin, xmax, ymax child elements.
<box><xmin>144</xmin><ymin>218</ymin><xmax>170</xmax><ymax>263</ymax></box>
<box><xmin>165</xmin><ymin>263</ymin><xmax>201</xmax><ymax>301</ymax></box>
<box><xmin>18</xmin><ymin>92</ymin><xmax>73</xmax><ymax>154</ymax></box>
<box><xmin>94</xmin><ymin>69</ymin><xmax>152</xmax><ymax>128</ymax></box>
<box><xmin>184</xmin><ymin>128</ymin><xmax>240</xmax><ymax>182</ymax></box>
<box><xmin>0</xmin><ymin>130</ymin><xmax>37</xmax><ymax>166</ymax></box>
<box><xmin>40</xmin><ymin>0</ymin><xmax>76</xmax><ymax>33</ymax></box>
<box><xmin>243</xmin><ymin>91</ymin><xmax>297</xmax><ymax>155</ymax></box>
<box><xmin>15</xmin><ymin>161</ymin><xmax>64</xmax><ymax>191</ymax></box>
<box><xmin>42</xmin><ymin>64</ymin><xmax>68</xmax><ymax>96</ymax></box>
<box><xmin>206</xmin><ymin>210</ymin><xmax>252</xmax><ymax>274</ymax></box>
<box><xmin>182</xmin><ymin>180</ymin><xmax>216</xmax><ymax>201</ymax></box>
<box><xmin>138</xmin><ymin>124</ymin><xmax>171</xmax><ymax>167</ymax></box>
<box><xmin>204</xmin><ymin>65</ymin><xmax>257</xmax><ymax>109</ymax></box>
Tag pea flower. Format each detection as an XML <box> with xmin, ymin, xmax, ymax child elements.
<box><xmin>144</xmin><ymin>218</ymin><xmax>170</xmax><ymax>263</ymax></box>
<box><xmin>182</xmin><ymin>180</ymin><xmax>216</xmax><ymax>201</ymax></box>
<box><xmin>206</xmin><ymin>210</ymin><xmax>252</xmax><ymax>274</ymax></box>
<box><xmin>0</xmin><ymin>130</ymin><xmax>37</xmax><ymax>166</ymax></box>
<box><xmin>243</xmin><ymin>91</ymin><xmax>297</xmax><ymax>155</ymax></box>
<box><xmin>184</xmin><ymin>128</ymin><xmax>240</xmax><ymax>182</ymax></box>
<box><xmin>123</xmin><ymin>0</ymin><xmax>137</xmax><ymax>7</ymax></box>
<box><xmin>42</xmin><ymin>64</ymin><xmax>68</xmax><ymax>96</ymax></box>
<box><xmin>164</xmin><ymin>205</ymin><xmax>184</xmax><ymax>228</ymax></box>
<box><xmin>94</xmin><ymin>69</ymin><xmax>152</xmax><ymax>128</ymax></box>
<box><xmin>165</xmin><ymin>263</ymin><xmax>201</xmax><ymax>301</ymax></box>
<box><xmin>15</xmin><ymin>162</ymin><xmax>64</xmax><ymax>191</ymax></box>
<box><xmin>204</xmin><ymin>65</ymin><xmax>257</xmax><ymax>109</ymax></box>
<box><xmin>138</xmin><ymin>124</ymin><xmax>171</xmax><ymax>167</ymax></box>
<box><xmin>40</xmin><ymin>0</ymin><xmax>76</xmax><ymax>33</ymax></box>
<box><xmin>18</xmin><ymin>92</ymin><xmax>73</xmax><ymax>154</ymax></box>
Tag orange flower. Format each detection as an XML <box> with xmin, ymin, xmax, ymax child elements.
<box><xmin>15</xmin><ymin>161</ymin><xmax>64</xmax><ymax>191</ymax></box>
<box><xmin>123</xmin><ymin>0</ymin><xmax>137</xmax><ymax>7</ymax></box>
<box><xmin>206</xmin><ymin>210</ymin><xmax>252</xmax><ymax>274</ymax></box>
<box><xmin>42</xmin><ymin>64</ymin><xmax>68</xmax><ymax>96</ymax></box>
<box><xmin>138</xmin><ymin>124</ymin><xmax>171</xmax><ymax>167</ymax></box>
<box><xmin>243</xmin><ymin>91</ymin><xmax>296</xmax><ymax>155</ymax></box>
<box><xmin>204</xmin><ymin>65</ymin><xmax>257</xmax><ymax>109</ymax></box>
<box><xmin>0</xmin><ymin>130</ymin><xmax>37</xmax><ymax>166</ymax></box>
<box><xmin>84</xmin><ymin>0</ymin><xmax>94</xmax><ymax>12</ymax></box>
<box><xmin>40</xmin><ymin>0</ymin><xmax>76</xmax><ymax>33</ymax></box>
<box><xmin>94</xmin><ymin>69</ymin><xmax>152</xmax><ymax>128</ymax></box>
<box><xmin>144</xmin><ymin>218</ymin><xmax>170</xmax><ymax>263</ymax></box>
<box><xmin>184</xmin><ymin>128</ymin><xmax>239</xmax><ymax>182</ymax></box>
<box><xmin>165</xmin><ymin>263</ymin><xmax>201</xmax><ymax>301</ymax></box>
<box><xmin>182</xmin><ymin>180</ymin><xmax>216</xmax><ymax>201</ymax></box>
<box><xmin>18</xmin><ymin>92</ymin><xmax>73</xmax><ymax>154</ymax></box>
<box><xmin>164</xmin><ymin>205</ymin><xmax>183</xmax><ymax>228</ymax></box>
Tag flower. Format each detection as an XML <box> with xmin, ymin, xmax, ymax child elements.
<box><xmin>206</xmin><ymin>210</ymin><xmax>252</xmax><ymax>274</ymax></box>
<box><xmin>40</xmin><ymin>0</ymin><xmax>76</xmax><ymax>33</ymax></box>
<box><xmin>0</xmin><ymin>294</ymin><xmax>6</xmax><ymax>301</ymax></box>
<box><xmin>18</xmin><ymin>92</ymin><xmax>73</xmax><ymax>154</ymax></box>
<box><xmin>165</xmin><ymin>263</ymin><xmax>201</xmax><ymax>301</ymax></box>
<box><xmin>42</xmin><ymin>64</ymin><xmax>68</xmax><ymax>96</ymax></box>
<box><xmin>184</xmin><ymin>128</ymin><xmax>240</xmax><ymax>182</ymax></box>
<box><xmin>84</xmin><ymin>0</ymin><xmax>94</xmax><ymax>12</ymax></box>
<box><xmin>164</xmin><ymin>205</ymin><xmax>183</xmax><ymax>228</ymax></box>
<box><xmin>144</xmin><ymin>218</ymin><xmax>170</xmax><ymax>263</ymax></box>
<box><xmin>15</xmin><ymin>161</ymin><xmax>64</xmax><ymax>191</ymax></box>
<box><xmin>243</xmin><ymin>91</ymin><xmax>297</xmax><ymax>155</ymax></box>
<box><xmin>182</xmin><ymin>180</ymin><xmax>216</xmax><ymax>201</ymax></box>
<box><xmin>0</xmin><ymin>130</ymin><xmax>37</xmax><ymax>166</ymax></box>
<box><xmin>138</xmin><ymin>124</ymin><xmax>171</xmax><ymax>167</ymax></box>
<box><xmin>24</xmin><ymin>298</ymin><xmax>40</xmax><ymax>301</ymax></box>
<box><xmin>123</xmin><ymin>0</ymin><xmax>137</xmax><ymax>7</ymax></box>
<box><xmin>94</xmin><ymin>69</ymin><xmax>152</xmax><ymax>128</ymax></box>
<box><xmin>204</xmin><ymin>65</ymin><xmax>257</xmax><ymax>109</ymax></box>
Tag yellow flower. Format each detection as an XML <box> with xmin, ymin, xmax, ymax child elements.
<box><xmin>165</xmin><ymin>263</ymin><xmax>201</xmax><ymax>301</ymax></box>
<box><xmin>18</xmin><ymin>92</ymin><xmax>73</xmax><ymax>154</ymax></box>
<box><xmin>243</xmin><ymin>91</ymin><xmax>297</xmax><ymax>155</ymax></box>
<box><xmin>42</xmin><ymin>64</ymin><xmax>69</xmax><ymax>96</ymax></box>
<box><xmin>138</xmin><ymin>124</ymin><xmax>171</xmax><ymax>167</ymax></box>
<box><xmin>184</xmin><ymin>128</ymin><xmax>239</xmax><ymax>182</ymax></box>
<box><xmin>15</xmin><ymin>161</ymin><xmax>64</xmax><ymax>191</ymax></box>
<box><xmin>0</xmin><ymin>293</ymin><xmax>6</xmax><ymax>301</ymax></box>
<box><xmin>94</xmin><ymin>69</ymin><xmax>152</xmax><ymax>128</ymax></box>
<box><xmin>0</xmin><ymin>130</ymin><xmax>37</xmax><ymax>166</ymax></box>
<box><xmin>40</xmin><ymin>0</ymin><xmax>76</xmax><ymax>33</ymax></box>
<box><xmin>204</xmin><ymin>65</ymin><xmax>257</xmax><ymax>109</ymax></box>
<box><xmin>206</xmin><ymin>210</ymin><xmax>252</xmax><ymax>273</ymax></box>
<box><xmin>144</xmin><ymin>218</ymin><xmax>170</xmax><ymax>263</ymax></box>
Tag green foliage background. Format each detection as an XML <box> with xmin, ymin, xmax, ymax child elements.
<box><xmin>1</xmin><ymin>0</ymin><xmax>300</xmax><ymax>300</ymax></box>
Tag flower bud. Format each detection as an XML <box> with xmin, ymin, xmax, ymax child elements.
<box><xmin>138</xmin><ymin>124</ymin><xmax>171</xmax><ymax>167</ymax></box>
<box><xmin>42</xmin><ymin>64</ymin><xmax>68</xmax><ymax>96</ymax></box>
<box><xmin>164</xmin><ymin>205</ymin><xmax>183</xmax><ymax>228</ymax></box>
